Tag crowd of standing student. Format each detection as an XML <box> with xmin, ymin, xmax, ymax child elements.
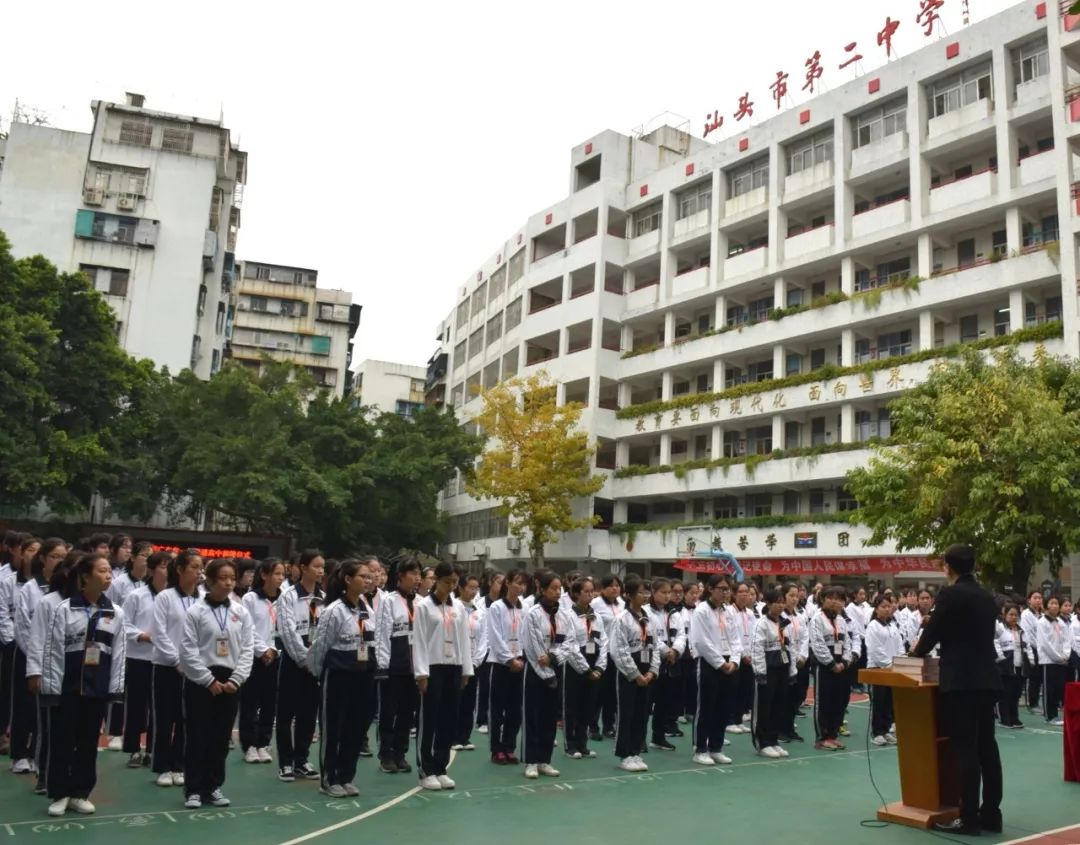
<box><xmin>0</xmin><ymin>529</ymin><xmax>1077</xmax><ymax>818</ymax></box>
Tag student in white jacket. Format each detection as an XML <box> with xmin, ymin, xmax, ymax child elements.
<box><xmin>373</xmin><ymin>558</ymin><xmax>420</xmax><ymax>774</ymax></box>
<box><xmin>238</xmin><ymin>559</ymin><xmax>286</xmax><ymax>765</ymax></box>
<box><xmin>810</xmin><ymin>586</ymin><xmax>852</xmax><ymax>750</ymax></box>
<box><xmin>452</xmin><ymin>569</ymin><xmax>485</xmax><ymax>751</ymax></box>
<box><xmin>864</xmin><ymin>596</ymin><xmax>904</xmax><ymax>745</ymax></box>
<box><xmin>1036</xmin><ymin>595</ymin><xmax>1070</xmax><ymax>726</ymax></box>
<box><xmin>412</xmin><ymin>562</ymin><xmax>473</xmax><ymax>791</ymax></box>
<box><xmin>608</xmin><ymin>576</ymin><xmax>660</xmax><ymax>772</ymax></box>
<box><xmin>779</xmin><ymin>583</ymin><xmax>810</xmax><ymax>743</ymax></box>
<box><xmin>750</xmin><ymin>588</ymin><xmax>796</xmax><ymax>759</ymax></box>
<box><xmin>484</xmin><ymin>569</ymin><xmax>529</xmax><ymax>765</ymax></box>
<box><xmin>689</xmin><ymin>575</ymin><xmax>740</xmax><ymax>766</ymax></box>
<box><xmin>588</xmin><ymin>574</ymin><xmax>624</xmax><ymax>739</ymax></box>
<box><xmin>562</xmin><ymin>576</ymin><xmax>607</xmax><ymax>759</ymax></box>
<box><xmin>644</xmin><ymin>578</ymin><xmax>685</xmax><ymax>752</ymax></box>
<box><xmin>179</xmin><ymin>559</ymin><xmax>254</xmax><ymax>810</ymax></box>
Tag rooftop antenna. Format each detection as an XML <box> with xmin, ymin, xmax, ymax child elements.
<box><xmin>962</xmin><ymin>0</ymin><xmax>970</xmax><ymax>25</ymax></box>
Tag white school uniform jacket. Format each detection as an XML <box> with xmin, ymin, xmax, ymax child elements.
<box><xmin>1071</xmin><ymin>615</ymin><xmax>1080</xmax><ymax>659</ymax></box>
<box><xmin>276</xmin><ymin>582</ymin><xmax>325</xmax><ymax>665</ymax></box>
<box><xmin>731</xmin><ymin>606</ymin><xmax>756</xmax><ymax>660</ymax></box>
<box><xmin>374</xmin><ymin>589</ymin><xmax>416</xmax><ymax>674</ymax></box>
<box><xmin>751</xmin><ymin>615</ymin><xmax>798</xmax><ymax>678</ymax></box>
<box><xmin>690</xmin><ymin>600</ymin><xmax>743</xmax><ymax>669</ymax></box>
<box><xmin>151</xmin><ymin>587</ymin><xmax>200</xmax><ymax>667</ymax></box>
<box><xmin>589</xmin><ymin>595</ymin><xmax>625</xmax><ymax>637</ymax></box>
<box><xmin>307</xmin><ymin>597</ymin><xmax>374</xmax><ymax>676</ymax></box>
<box><xmin>644</xmin><ymin>603</ymin><xmax>687</xmax><ymax>660</ymax></box>
<box><xmin>456</xmin><ymin>598</ymin><xmax>487</xmax><ymax>668</ymax></box>
<box><xmin>843</xmin><ymin>607</ymin><xmax>865</xmax><ymax>657</ymax></box>
<box><xmin>565</xmin><ymin>605</ymin><xmax>608</xmax><ymax>673</ymax></box>
<box><xmin>108</xmin><ymin>571</ymin><xmax>140</xmax><ymax>607</ymax></box>
<box><xmin>413</xmin><ymin>593</ymin><xmax>474</xmax><ymax>680</ymax></box>
<box><xmin>39</xmin><ymin>594</ymin><xmax>126</xmax><ymax>699</ymax></box>
<box><xmin>999</xmin><ymin>625</ymin><xmax>1023</xmax><ymax>670</ymax></box>
<box><xmin>810</xmin><ymin>610</ymin><xmax>852</xmax><ymax>667</ymax></box>
<box><xmin>179</xmin><ymin>597</ymin><xmax>254</xmax><ymax>688</ymax></box>
<box><xmin>865</xmin><ymin>617</ymin><xmax>904</xmax><ymax>669</ymax></box>
<box><xmin>25</xmin><ymin>591</ymin><xmax>64</xmax><ymax>678</ymax></box>
<box><xmin>782</xmin><ymin>608</ymin><xmax>810</xmax><ymax>663</ymax></box>
<box><xmin>521</xmin><ymin>602</ymin><xmax>575</xmax><ymax>680</ymax></box>
<box><xmin>14</xmin><ymin>577</ymin><xmax>49</xmax><ymax>654</ymax></box>
<box><xmin>0</xmin><ymin>569</ymin><xmax>21</xmax><ymax>645</ymax></box>
<box><xmin>241</xmin><ymin>589</ymin><xmax>280</xmax><ymax>657</ymax></box>
<box><xmin>608</xmin><ymin>607</ymin><xmax>662</xmax><ymax>681</ymax></box>
<box><xmin>1036</xmin><ymin>616</ymin><xmax>1070</xmax><ymax>665</ymax></box>
<box><xmin>122</xmin><ymin>585</ymin><xmax>157</xmax><ymax>662</ymax></box>
<box><xmin>485</xmin><ymin>597</ymin><xmax>525</xmax><ymax>665</ymax></box>
<box><xmin>1020</xmin><ymin>608</ymin><xmax>1041</xmax><ymax>662</ymax></box>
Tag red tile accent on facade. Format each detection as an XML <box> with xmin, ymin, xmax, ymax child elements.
<box><xmin>544</xmin><ymin>213</ymin><xmax>552</xmax><ymax>225</ymax></box>
<box><xmin>868</xmin><ymin>78</ymin><xmax>881</xmax><ymax>94</ymax></box>
<box><xmin>945</xmin><ymin>42</ymin><xmax>960</xmax><ymax>59</ymax></box>
<box><xmin>685</xmin><ymin>163</ymin><xmax>695</xmax><ymax>176</ymax></box>
<box><xmin>738</xmin><ymin>138</ymin><xmax>749</xmax><ymax>152</ymax></box>
<box><xmin>799</xmin><ymin>109</ymin><xmax>811</xmax><ymax>125</ymax></box>
<box><xmin>640</xmin><ymin>184</ymin><xmax>649</xmax><ymax>197</ymax></box>
<box><xmin>585</xmin><ymin>142</ymin><xmax>593</xmax><ymax>154</ymax></box>
<box><xmin>1035</xmin><ymin>2</ymin><xmax>1046</xmax><ymax>19</ymax></box>
<box><xmin>1070</xmin><ymin>99</ymin><xmax>1080</xmax><ymax>122</ymax></box>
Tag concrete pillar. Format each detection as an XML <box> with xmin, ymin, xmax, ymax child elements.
<box><xmin>841</xmin><ymin>329</ymin><xmax>854</xmax><ymax>367</ymax></box>
<box><xmin>684</xmin><ymin>501</ymin><xmax>695</xmax><ymax>522</ymax></box>
<box><xmin>708</xmin><ymin>169</ymin><xmax>723</xmax><ymax>288</ymax></box>
<box><xmin>771</xmin><ymin>414</ymin><xmax>785</xmax><ymax>452</ymax></box>
<box><xmin>774</xmin><ymin>276</ymin><xmax>786</xmax><ymax>309</ymax></box>
<box><xmin>919</xmin><ymin>310</ymin><xmax>936</xmax><ymax>352</ymax></box>
<box><xmin>773</xmin><ymin>343</ymin><xmax>786</xmax><ymax>378</ymax></box>
<box><xmin>659</xmin><ymin>192</ymin><xmax>674</xmax><ymax>299</ymax></box>
<box><xmin>767</xmin><ymin>141</ymin><xmax>783</xmax><ymax>271</ymax></box>
<box><xmin>556</xmin><ymin>381</ymin><xmax>567</xmax><ymax>406</ymax></box>
<box><xmin>917</xmin><ymin>233</ymin><xmax>934</xmax><ymax>279</ymax></box>
<box><xmin>714</xmin><ymin>294</ymin><xmax>726</xmax><ymax>328</ymax></box>
<box><xmin>711</xmin><ymin>423</ymin><xmax>724</xmax><ymax>459</ymax></box>
<box><xmin>664</xmin><ymin>311</ymin><xmax>676</xmax><ymax>348</ymax></box>
<box><xmin>834</xmin><ymin>113</ymin><xmax>851</xmax><ymax>245</ymax></box>
<box><xmin>613</xmin><ymin>500</ymin><xmax>629</xmax><ymax>523</ymax></box>
<box><xmin>840</xmin><ymin>256</ymin><xmax>855</xmax><ymax>295</ymax></box>
<box><xmin>1006</xmin><ymin>206</ymin><xmax>1023</xmax><ymax>256</ymax></box>
<box><xmin>659</xmin><ymin>433</ymin><xmax>672</xmax><ymax>465</ymax></box>
<box><xmin>712</xmin><ymin>359</ymin><xmax>726</xmax><ymax>392</ymax></box>
<box><xmin>662</xmin><ymin>371</ymin><xmax>673</xmax><ymax>401</ymax></box>
<box><xmin>907</xmin><ymin>77</ymin><xmax>928</xmax><ymax>224</ymax></box>
<box><xmin>616</xmin><ymin>439</ymin><xmax>630</xmax><ymax>468</ymax></box>
<box><xmin>617</xmin><ymin>381</ymin><xmax>632</xmax><ymax>408</ymax></box>
<box><xmin>840</xmin><ymin>403</ymin><xmax>854</xmax><ymax>444</ymax></box>
<box><xmin>992</xmin><ymin>43</ymin><xmax>1016</xmax><ymax>193</ymax></box>
<box><xmin>1009</xmin><ymin>289</ymin><xmax>1026</xmax><ymax>333</ymax></box>
<box><xmin>621</xmin><ymin>324</ymin><xmax>634</xmax><ymax>353</ymax></box>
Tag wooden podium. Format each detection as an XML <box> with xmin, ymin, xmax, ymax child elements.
<box><xmin>859</xmin><ymin>667</ymin><xmax>959</xmax><ymax>829</ymax></box>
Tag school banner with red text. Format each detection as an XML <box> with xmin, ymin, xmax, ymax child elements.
<box><xmin>674</xmin><ymin>556</ymin><xmax>941</xmax><ymax>577</ymax></box>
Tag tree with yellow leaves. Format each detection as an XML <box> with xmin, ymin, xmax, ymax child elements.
<box><xmin>467</xmin><ymin>371</ymin><xmax>605</xmax><ymax>566</ymax></box>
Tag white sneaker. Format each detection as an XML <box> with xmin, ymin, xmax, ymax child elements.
<box><xmin>566</xmin><ymin>750</ymin><xmax>582</xmax><ymax>759</ymax></box>
<box><xmin>871</xmin><ymin>735</ymin><xmax>888</xmax><ymax>746</ymax></box>
<box><xmin>342</xmin><ymin>783</ymin><xmax>359</xmax><ymax>796</ymax></box>
<box><xmin>11</xmin><ymin>758</ymin><xmax>32</xmax><ymax>774</ymax></box>
<box><xmin>726</xmin><ymin>724</ymin><xmax>745</xmax><ymax>735</ymax></box>
<box><xmin>759</xmin><ymin>746</ymin><xmax>781</xmax><ymax>758</ymax></box>
<box><xmin>885</xmin><ymin>733</ymin><xmax>898</xmax><ymax>745</ymax></box>
<box><xmin>678</xmin><ymin>715</ymin><xmax>690</xmax><ymax>724</ymax></box>
<box><xmin>156</xmin><ymin>772</ymin><xmax>174</xmax><ymax>787</ymax></box>
<box><xmin>107</xmin><ymin>736</ymin><xmax>122</xmax><ymax>752</ymax></box>
<box><xmin>244</xmin><ymin>747</ymin><xmax>261</xmax><ymax>764</ymax></box>
<box><xmin>319</xmin><ymin>784</ymin><xmax>347</xmax><ymax>797</ymax></box>
<box><xmin>773</xmin><ymin>746</ymin><xmax>789</xmax><ymax>757</ymax></box>
<box><xmin>171</xmin><ymin>772</ymin><xmax>185</xmax><ymax>787</ymax></box>
<box><xmin>631</xmin><ymin>756</ymin><xmax>649</xmax><ymax>772</ymax></box>
<box><xmin>583</xmin><ymin>749</ymin><xmax>597</xmax><ymax>758</ymax></box>
<box><xmin>723</xmin><ymin>737</ymin><xmax>731</xmax><ymax>745</ymax></box>
<box><xmin>538</xmin><ymin>763</ymin><xmax>559</xmax><ymax>777</ymax></box>
<box><xmin>419</xmin><ymin>775</ymin><xmax>442</xmax><ymax>791</ymax></box>
<box><xmin>618</xmin><ymin>757</ymin><xmax>639</xmax><ymax>771</ymax></box>
<box><xmin>47</xmin><ymin>798</ymin><xmax>69</xmax><ymax>817</ymax></box>
<box><xmin>461</xmin><ymin>743</ymin><xmax>475</xmax><ymax>751</ymax></box>
<box><xmin>711</xmin><ymin>752</ymin><xmax>733</xmax><ymax>764</ymax></box>
<box><xmin>524</xmin><ymin>764</ymin><xmax>539</xmax><ymax>779</ymax></box>
<box><xmin>257</xmin><ymin>746</ymin><xmax>273</xmax><ymax>763</ymax></box>
<box><xmin>69</xmin><ymin>798</ymin><xmax>95</xmax><ymax>814</ymax></box>
<box><xmin>742</xmin><ymin>712</ymin><xmax>751</xmax><ymax>722</ymax></box>
<box><xmin>692</xmin><ymin>752</ymin><xmax>716</xmax><ymax>766</ymax></box>
<box><xmin>477</xmin><ymin>725</ymin><xmax>489</xmax><ymax>734</ymax></box>
<box><xmin>450</xmin><ymin>744</ymin><xmax>464</xmax><ymax>751</ymax></box>
<box><xmin>436</xmin><ymin>775</ymin><xmax>456</xmax><ymax>790</ymax></box>
<box><xmin>184</xmin><ymin>795</ymin><xmax>202</xmax><ymax>809</ymax></box>
<box><xmin>1050</xmin><ymin>718</ymin><xmax>1065</xmax><ymax>727</ymax></box>
<box><xmin>208</xmin><ymin>789</ymin><xmax>230</xmax><ymax>807</ymax></box>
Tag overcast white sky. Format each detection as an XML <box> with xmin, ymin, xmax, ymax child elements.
<box><xmin>2</xmin><ymin>0</ymin><xmax>1017</xmax><ymax>368</ymax></box>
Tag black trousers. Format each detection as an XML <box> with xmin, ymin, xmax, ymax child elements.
<box><xmin>650</xmin><ymin>666</ymin><xmax>678</xmax><ymax>742</ymax></box>
<box><xmin>562</xmin><ymin>665</ymin><xmax>599</xmax><ymax>754</ymax></box>
<box><xmin>752</xmin><ymin>666</ymin><xmax>787</xmax><ymax>749</ymax></box>
<box><xmin>488</xmin><ymin>663</ymin><xmax>523</xmax><ymax>755</ymax></box>
<box><xmin>35</xmin><ymin>699</ymin><xmax>49</xmax><ymax>782</ymax></box>
<box><xmin>239</xmin><ymin>657</ymin><xmax>277</xmax><ymax>751</ymax></box>
<box><xmin>10</xmin><ymin>648</ymin><xmax>35</xmax><ymax>760</ymax></box>
<box><xmin>378</xmin><ymin>674</ymin><xmax>418</xmax><ymax>762</ymax></box>
<box><xmin>454</xmin><ymin>672</ymin><xmax>478</xmax><ymax>745</ymax></box>
<box><xmin>813</xmin><ymin>664</ymin><xmax>850</xmax><ymax>741</ymax></box>
<box><xmin>0</xmin><ymin>641</ymin><xmax>14</xmax><ymax>737</ymax></box>
<box><xmin>523</xmin><ymin>666</ymin><xmax>558</xmax><ymax>764</ymax></box>
<box><xmin>615</xmin><ymin>667</ymin><xmax>649</xmax><ymax>759</ymax></box>
<box><xmin>870</xmin><ymin>685</ymin><xmax>894</xmax><ymax>737</ymax></box>
<box><xmin>1043</xmin><ymin>663</ymin><xmax>1069</xmax><ymax>721</ymax></box>
<box><xmin>122</xmin><ymin>658</ymin><xmax>153</xmax><ymax>754</ymax></box>
<box><xmin>680</xmin><ymin>655</ymin><xmax>697</xmax><ymax>718</ymax></box>
<box><xmin>183</xmin><ymin>670</ymin><xmax>239</xmax><ymax>799</ymax></box>
<box><xmin>780</xmin><ymin>662</ymin><xmax>809</xmax><ymax>736</ymax></box>
<box><xmin>734</xmin><ymin>661</ymin><xmax>754</xmax><ymax>724</ymax></box>
<box><xmin>151</xmin><ymin>664</ymin><xmax>184</xmax><ymax>773</ymax></box>
<box><xmin>998</xmin><ymin>671</ymin><xmax>1022</xmax><ymax>726</ymax></box>
<box><xmin>105</xmin><ymin>699</ymin><xmax>124</xmax><ymax>737</ymax></box>
<box><xmin>591</xmin><ymin>660</ymin><xmax>617</xmax><ymax>733</ymax></box>
<box><xmin>46</xmin><ymin>694</ymin><xmax>106</xmax><ymax>800</ymax></box>
<box><xmin>417</xmin><ymin>665</ymin><xmax>460</xmax><ymax>776</ymax></box>
<box><xmin>276</xmin><ymin>652</ymin><xmax>319</xmax><ymax>768</ymax></box>
<box><xmin>1024</xmin><ymin>650</ymin><xmax>1042</xmax><ymax>709</ymax></box>
<box><xmin>475</xmin><ymin>662</ymin><xmax>491</xmax><ymax>727</ymax></box>
<box><xmin>694</xmin><ymin>659</ymin><xmax>734</xmax><ymax>754</ymax></box>
<box><xmin>320</xmin><ymin>668</ymin><xmax>371</xmax><ymax>787</ymax></box>
<box><xmin>941</xmin><ymin>690</ymin><xmax>1003</xmax><ymax>829</ymax></box>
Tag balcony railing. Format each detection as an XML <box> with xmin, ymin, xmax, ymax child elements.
<box><xmin>853</xmin><ymin>193</ymin><xmax>910</xmax><ymax>216</ymax></box>
<box><xmin>930</xmin><ymin>164</ymin><xmax>997</xmax><ymax>190</ymax></box>
<box><xmin>855</xmin><ymin>421</ymin><xmax>892</xmax><ymax>441</ymax></box>
<box><xmin>854</xmin><ymin>343</ymin><xmax>912</xmax><ymax>364</ymax></box>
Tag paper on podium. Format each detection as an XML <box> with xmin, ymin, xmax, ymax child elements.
<box><xmin>892</xmin><ymin>656</ymin><xmax>940</xmax><ymax>684</ymax></box>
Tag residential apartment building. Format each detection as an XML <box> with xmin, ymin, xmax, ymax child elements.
<box><xmin>352</xmin><ymin>359</ymin><xmax>428</xmax><ymax>416</ymax></box>
<box><xmin>438</xmin><ymin>0</ymin><xmax>1079</xmax><ymax>591</ymax></box>
<box><xmin>0</xmin><ymin>93</ymin><xmax>246</xmax><ymax>379</ymax></box>
<box><xmin>230</xmin><ymin>260</ymin><xmax>361</xmax><ymax>397</ymax></box>
<box><xmin>424</xmin><ymin>316</ymin><xmax>452</xmax><ymax>408</ymax></box>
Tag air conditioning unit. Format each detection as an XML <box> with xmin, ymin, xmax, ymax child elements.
<box><xmin>116</xmin><ymin>192</ymin><xmax>137</xmax><ymax>211</ymax></box>
<box><xmin>446</xmin><ymin>543</ymin><xmax>458</xmax><ymax>556</ymax></box>
<box><xmin>83</xmin><ymin>187</ymin><xmax>104</xmax><ymax>206</ymax></box>
<box><xmin>472</xmin><ymin>544</ymin><xmax>488</xmax><ymax>556</ymax></box>
<box><xmin>506</xmin><ymin>537</ymin><xmax>521</xmax><ymax>552</ymax></box>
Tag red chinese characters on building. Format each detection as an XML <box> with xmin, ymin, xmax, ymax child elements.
<box><xmin>675</xmin><ymin>556</ymin><xmax>941</xmax><ymax>575</ymax></box>
<box><xmin>703</xmin><ymin>110</ymin><xmax>723</xmax><ymax>138</ymax></box>
<box><xmin>770</xmin><ymin>70</ymin><xmax>789</xmax><ymax>110</ymax></box>
<box><xmin>878</xmin><ymin>16</ymin><xmax>901</xmax><ymax>57</ymax></box>
<box><xmin>839</xmin><ymin>41</ymin><xmax>863</xmax><ymax>70</ymax></box>
<box><xmin>916</xmin><ymin>0</ymin><xmax>945</xmax><ymax>37</ymax></box>
<box><xmin>803</xmin><ymin>51</ymin><xmax>823</xmax><ymax>93</ymax></box>
<box><xmin>734</xmin><ymin>92</ymin><xmax>754</xmax><ymax>121</ymax></box>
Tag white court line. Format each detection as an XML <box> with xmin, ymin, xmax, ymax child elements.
<box><xmin>998</xmin><ymin>822</ymin><xmax>1080</xmax><ymax>844</ymax></box>
<box><xmin>274</xmin><ymin>749</ymin><xmax>457</xmax><ymax>845</ymax></box>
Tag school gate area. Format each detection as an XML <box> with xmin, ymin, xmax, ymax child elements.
<box><xmin>0</xmin><ymin>700</ymin><xmax>1074</xmax><ymax>845</ymax></box>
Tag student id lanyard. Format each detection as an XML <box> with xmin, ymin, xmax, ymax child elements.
<box><xmin>830</xmin><ymin>617</ymin><xmax>843</xmax><ymax>657</ymax></box>
<box><xmin>356</xmin><ymin>613</ymin><xmax>368</xmax><ymax>662</ymax></box>
<box><xmin>508</xmin><ymin>608</ymin><xmax>521</xmax><ymax>655</ymax></box>
<box><xmin>583</xmin><ymin>615</ymin><xmax>596</xmax><ymax>656</ymax></box>
<box><xmin>83</xmin><ymin>607</ymin><xmax>102</xmax><ymax>666</ymax></box>
<box><xmin>637</xmin><ymin>615</ymin><xmax>651</xmax><ymax>664</ymax></box>
<box><xmin>441</xmin><ymin>604</ymin><xmax>457</xmax><ymax>660</ymax></box>
<box><xmin>777</xmin><ymin>621</ymin><xmax>789</xmax><ymax>664</ymax></box>
<box><xmin>266</xmin><ymin>600</ymin><xmax>278</xmax><ymax>635</ymax></box>
<box><xmin>400</xmin><ymin>595</ymin><xmax>415</xmax><ymax>644</ymax></box>
<box><xmin>213</xmin><ymin>606</ymin><xmax>231</xmax><ymax>658</ymax></box>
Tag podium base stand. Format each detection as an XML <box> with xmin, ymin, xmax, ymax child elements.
<box><xmin>877</xmin><ymin>801</ymin><xmax>959</xmax><ymax>829</ymax></box>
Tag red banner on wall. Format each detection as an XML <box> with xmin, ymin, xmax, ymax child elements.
<box><xmin>674</xmin><ymin>556</ymin><xmax>941</xmax><ymax>576</ymax></box>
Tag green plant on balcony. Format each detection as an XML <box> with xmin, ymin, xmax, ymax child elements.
<box><xmin>609</xmin><ymin>510</ymin><xmax>861</xmax><ymax>537</ymax></box>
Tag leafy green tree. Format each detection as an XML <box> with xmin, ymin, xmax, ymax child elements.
<box><xmin>846</xmin><ymin>348</ymin><xmax>1080</xmax><ymax>591</ymax></box>
<box><xmin>467</xmin><ymin>372</ymin><xmax>605</xmax><ymax>566</ymax></box>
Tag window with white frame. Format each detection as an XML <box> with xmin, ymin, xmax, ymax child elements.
<box><xmin>727</xmin><ymin>158</ymin><xmax>768</xmax><ymax>198</ymax></box>
<box><xmin>1014</xmin><ymin>39</ymin><xmax>1049</xmax><ymax>85</ymax></box>
<box><xmin>854</xmin><ymin>99</ymin><xmax>907</xmax><ymax>148</ymax></box>
<box><xmin>505</xmin><ymin>296</ymin><xmax>523</xmax><ymax>330</ymax></box>
<box><xmin>676</xmin><ymin>182</ymin><xmax>712</xmax><ymax>220</ymax></box>
<box><xmin>787</xmin><ymin>130</ymin><xmax>833</xmax><ymax>174</ymax></box>
<box><xmin>929</xmin><ymin>63</ymin><xmax>992</xmax><ymax>118</ymax></box>
<box><xmin>632</xmin><ymin>202</ymin><xmax>662</xmax><ymax>237</ymax></box>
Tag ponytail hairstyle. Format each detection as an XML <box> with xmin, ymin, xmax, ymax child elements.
<box><xmin>326</xmin><ymin>559</ymin><xmax>363</xmax><ymax>606</ymax></box>
<box><xmin>1</xmin><ymin>530</ymin><xmax>20</xmax><ymax>567</ymax></box>
<box><xmin>145</xmin><ymin>551</ymin><xmax>172</xmax><ymax>590</ymax></box>
<box><xmin>298</xmin><ymin>548</ymin><xmax>325</xmax><ymax>570</ymax></box>
<box><xmin>503</xmin><ymin>567</ymin><xmax>527</xmax><ymax>601</ymax></box>
<box><xmin>50</xmin><ymin>551</ymin><xmax>81</xmax><ymax>594</ymax></box>
<box><xmin>64</xmin><ymin>552</ymin><xmax>110</xmax><ymax>599</ymax></box>
<box><xmin>390</xmin><ymin>556</ymin><xmax>421</xmax><ymax>589</ymax></box>
<box><xmin>623</xmin><ymin>574</ymin><xmax>646</xmax><ymax>601</ymax></box>
<box><xmin>125</xmin><ymin>541</ymin><xmax>153</xmax><ymax>574</ymax></box>
<box><xmin>480</xmin><ymin>567</ymin><xmax>505</xmax><ymax>602</ymax></box>
<box><xmin>167</xmin><ymin>548</ymin><xmax>202</xmax><ymax>589</ymax></box>
<box><xmin>761</xmin><ymin>587</ymin><xmax>784</xmax><ymax>607</ymax></box>
<box><xmin>30</xmin><ymin>538</ymin><xmax>68</xmax><ymax>580</ymax></box>
<box><xmin>252</xmin><ymin>557</ymin><xmax>284</xmax><ymax>596</ymax></box>
<box><xmin>535</xmin><ymin>568</ymin><xmax>560</xmax><ymax>599</ymax></box>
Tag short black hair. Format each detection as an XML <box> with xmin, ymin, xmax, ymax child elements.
<box><xmin>943</xmin><ymin>544</ymin><xmax>976</xmax><ymax>575</ymax></box>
